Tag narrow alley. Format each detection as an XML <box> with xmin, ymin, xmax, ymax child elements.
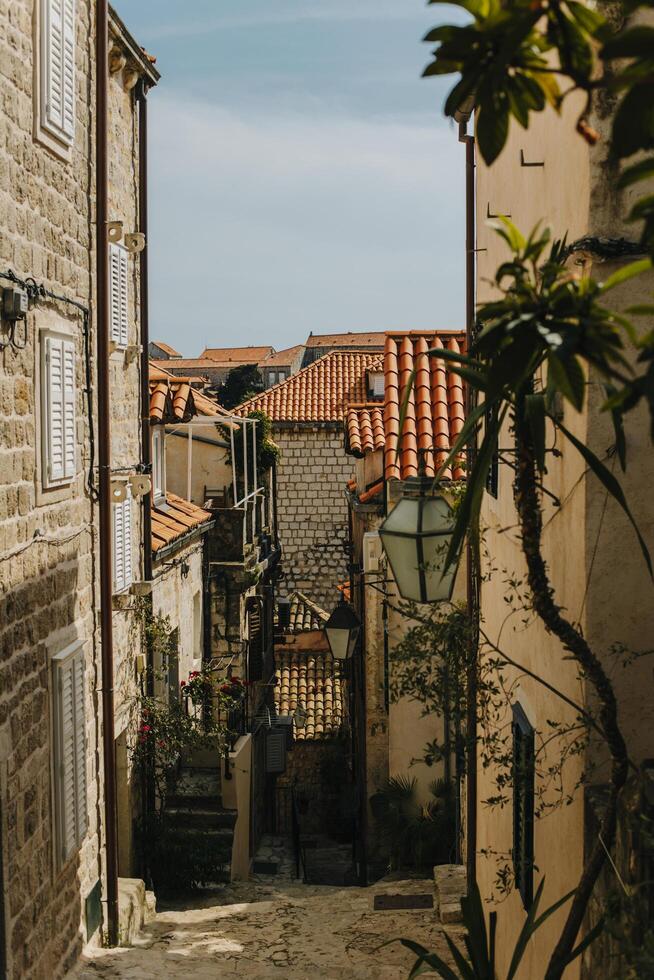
<box><xmin>72</xmin><ymin>876</ymin><xmax>458</xmax><ymax>979</ymax></box>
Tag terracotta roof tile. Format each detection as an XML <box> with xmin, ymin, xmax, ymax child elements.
<box><xmin>151</xmin><ymin>358</ymin><xmax>222</xmax><ymax>371</ymax></box>
<box><xmin>345</xmin><ymin>403</ymin><xmax>385</xmax><ymax>456</ymax></box>
<box><xmin>151</xmin><ymin>492</ymin><xmax>212</xmax><ymax>553</ymax></box>
<box><xmin>384</xmin><ymin>331</ymin><xmax>466</xmax><ymax>482</ymax></box>
<box><xmin>358</xmin><ymin>479</ymin><xmax>383</xmax><ymax>504</ymax></box>
<box><xmin>306</xmin><ymin>331</ymin><xmax>386</xmax><ymax>350</ymax></box>
<box><xmin>258</xmin><ymin>344</ymin><xmax>305</xmax><ymax>368</ymax></box>
<box><xmin>200</xmin><ymin>346</ymin><xmax>274</xmax><ymax>364</ymax></box>
<box><xmin>234</xmin><ymin>351</ymin><xmax>382</xmax><ymax>422</ymax></box>
<box><xmin>149</xmin><ymin>362</ymin><xmax>227</xmax><ymax>421</ymax></box>
<box><xmin>274</xmin><ymin>649</ymin><xmax>346</xmax><ymax>741</ymax></box>
<box><xmin>152</xmin><ymin>340</ymin><xmax>182</xmax><ymax>357</ymax></box>
<box><xmin>276</xmin><ymin>591</ymin><xmax>328</xmax><ymax>634</ymax></box>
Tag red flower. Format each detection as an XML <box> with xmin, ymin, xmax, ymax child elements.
<box><xmin>157</xmin><ymin>740</ymin><xmax>166</xmax><ymax>749</ymax></box>
<box><xmin>140</xmin><ymin>724</ymin><xmax>151</xmax><ymax>733</ymax></box>
<box><xmin>189</xmin><ymin>671</ymin><xmax>199</xmax><ymax>679</ymax></box>
<box><xmin>180</xmin><ymin>680</ymin><xmax>186</xmax><ymax>688</ymax></box>
<box><xmin>231</xmin><ymin>675</ymin><xmax>241</xmax><ymax>682</ymax></box>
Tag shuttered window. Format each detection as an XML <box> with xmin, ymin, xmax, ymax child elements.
<box><xmin>152</xmin><ymin>428</ymin><xmax>165</xmax><ymax>501</ymax></box>
<box><xmin>42</xmin><ymin>333</ymin><xmax>76</xmax><ymax>487</ymax></box>
<box><xmin>512</xmin><ymin>702</ymin><xmax>535</xmax><ymax>909</ymax></box>
<box><xmin>109</xmin><ymin>243</ymin><xmax>129</xmax><ymax>347</ymax></box>
<box><xmin>113</xmin><ymin>495</ymin><xmax>132</xmax><ymax>593</ymax></box>
<box><xmin>41</xmin><ymin>0</ymin><xmax>76</xmax><ymax>145</ymax></box>
<box><xmin>248</xmin><ymin>603</ymin><xmax>264</xmax><ymax>682</ymax></box>
<box><xmin>52</xmin><ymin>642</ymin><xmax>87</xmax><ymax>865</ymax></box>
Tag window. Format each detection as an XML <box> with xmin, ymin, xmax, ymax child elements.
<box><xmin>192</xmin><ymin>592</ymin><xmax>202</xmax><ymax>661</ymax></box>
<box><xmin>40</xmin><ymin>0</ymin><xmax>76</xmax><ymax>146</ymax></box>
<box><xmin>485</xmin><ymin>406</ymin><xmax>499</xmax><ymax>499</ymax></box>
<box><xmin>109</xmin><ymin>243</ymin><xmax>129</xmax><ymax>347</ymax></box>
<box><xmin>512</xmin><ymin>702</ymin><xmax>535</xmax><ymax>908</ymax></box>
<box><xmin>112</xmin><ymin>494</ymin><xmax>132</xmax><ymax>593</ymax></box>
<box><xmin>41</xmin><ymin>332</ymin><xmax>76</xmax><ymax>488</ymax></box>
<box><xmin>278</xmin><ymin>371</ymin><xmax>286</xmax><ymax>383</ymax></box>
<box><xmin>247</xmin><ymin>602</ymin><xmax>263</xmax><ymax>681</ymax></box>
<box><xmin>152</xmin><ymin>428</ymin><xmax>165</xmax><ymax>502</ymax></box>
<box><xmin>52</xmin><ymin>641</ymin><xmax>87</xmax><ymax>865</ymax></box>
<box><xmin>368</xmin><ymin>371</ymin><xmax>384</xmax><ymax>400</ymax></box>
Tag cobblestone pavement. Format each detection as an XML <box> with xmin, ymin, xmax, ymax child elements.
<box><xmin>71</xmin><ymin>876</ymin><xmax>460</xmax><ymax>979</ymax></box>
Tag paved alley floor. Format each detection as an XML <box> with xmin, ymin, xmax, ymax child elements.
<box><xmin>71</xmin><ymin>876</ymin><xmax>460</xmax><ymax>979</ymax></box>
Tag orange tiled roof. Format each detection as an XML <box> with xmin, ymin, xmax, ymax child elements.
<box><xmin>234</xmin><ymin>351</ymin><xmax>382</xmax><ymax>422</ymax></box>
<box><xmin>385</xmin><ymin>331</ymin><xmax>466</xmax><ymax>482</ymax></box>
<box><xmin>276</xmin><ymin>591</ymin><xmax>328</xmax><ymax>634</ymax></box>
<box><xmin>275</xmin><ymin>650</ymin><xmax>346</xmax><ymax>741</ymax></box>
<box><xmin>259</xmin><ymin>345</ymin><xmax>305</xmax><ymax>368</ymax></box>
<box><xmin>151</xmin><ymin>492</ymin><xmax>213</xmax><ymax>553</ymax></box>
<box><xmin>152</xmin><ymin>340</ymin><xmax>182</xmax><ymax>357</ymax></box>
<box><xmin>149</xmin><ymin>362</ymin><xmax>226</xmax><ymax>421</ymax></box>
<box><xmin>151</xmin><ymin>358</ymin><xmax>222</xmax><ymax>371</ymax></box>
<box><xmin>336</xmin><ymin>580</ymin><xmax>351</xmax><ymax>602</ymax></box>
<box><xmin>346</xmin><ymin>403</ymin><xmax>385</xmax><ymax>456</ymax></box>
<box><xmin>200</xmin><ymin>345</ymin><xmax>274</xmax><ymax>364</ymax></box>
<box><xmin>306</xmin><ymin>331</ymin><xmax>386</xmax><ymax>350</ymax></box>
<box><xmin>359</xmin><ymin>479</ymin><xmax>383</xmax><ymax>504</ymax></box>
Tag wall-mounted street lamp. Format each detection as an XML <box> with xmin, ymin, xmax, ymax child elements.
<box><xmin>324</xmin><ymin>596</ymin><xmax>361</xmax><ymax>661</ymax></box>
<box><xmin>379</xmin><ymin>477</ymin><xmax>458</xmax><ymax>604</ymax></box>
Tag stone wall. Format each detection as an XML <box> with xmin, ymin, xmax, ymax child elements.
<box><xmin>274</xmin><ymin>425</ymin><xmax>354</xmax><ymax>612</ymax></box>
<box><xmin>276</xmin><ymin>740</ymin><xmax>351</xmax><ymax>839</ymax></box>
<box><xmin>0</xmin><ymin>2</ymin><xmax>100</xmax><ymax>976</ymax></box>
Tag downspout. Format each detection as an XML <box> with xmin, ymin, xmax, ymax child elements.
<box><xmin>96</xmin><ymin>0</ymin><xmax>119</xmax><ymax>947</ymax></box>
<box><xmin>136</xmin><ymin>78</ymin><xmax>153</xmax><ymax>592</ymax></box>
<box><xmin>458</xmin><ymin>115</ymin><xmax>478</xmax><ymax>892</ymax></box>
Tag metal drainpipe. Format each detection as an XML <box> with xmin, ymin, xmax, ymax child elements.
<box><xmin>136</xmin><ymin>78</ymin><xmax>153</xmax><ymax>592</ymax></box>
<box><xmin>459</xmin><ymin>116</ymin><xmax>478</xmax><ymax>892</ymax></box>
<box><xmin>96</xmin><ymin>0</ymin><xmax>119</xmax><ymax>947</ymax></box>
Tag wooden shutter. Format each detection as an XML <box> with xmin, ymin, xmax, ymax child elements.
<box><xmin>248</xmin><ymin>604</ymin><xmax>263</xmax><ymax>682</ymax></box>
<box><xmin>265</xmin><ymin>729</ymin><xmax>286</xmax><ymax>774</ymax></box>
<box><xmin>44</xmin><ymin>334</ymin><xmax>65</xmax><ymax>483</ymax></box>
<box><xmin>53</xmin><ymin>643</ymin><xmax>86</xmax><ymax>864</ymax></box>
<box><xmin>43</xmin><ymin>0</ymin><xmax>76</xmax><ymax>143</ymax></box>
<box><xmin>43</xmin><ymin>334</ymin><xmax>76</xmax><ymax>485</ymax></box>
<box><xmin>109</xmin><ymin>244</ymin><xmax>129</xmax><ymax>346</ymax></box>
<box><xmin>62</xmin><ymin>338</ymin><xmax>76</xmax><ymax>479</ymax></box>
<box><xmin>113</xmin><ymin>496</ymin><xmax>132</xmax><ymax>592</ymax></box>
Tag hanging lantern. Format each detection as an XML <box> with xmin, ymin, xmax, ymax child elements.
<box><xmin>379</xmin><ymin>477</ymin><xmax>458</xmax><ymax>603</ymax></box>
<box><xmin>324</xmin><ymin>596</ymin><xmax>361</xmax><ymax>661</ymax></box>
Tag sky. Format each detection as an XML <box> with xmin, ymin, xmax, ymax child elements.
<box><xmin>117</xmin><ymin>0</ymin><xmax>465</xmax><ymax>355</ymax></box>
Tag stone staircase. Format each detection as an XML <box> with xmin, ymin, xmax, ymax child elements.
<box><xmin>161</xmin><ymin>764</ymin><xmax>237</xmax><ymax>888</ymax></box>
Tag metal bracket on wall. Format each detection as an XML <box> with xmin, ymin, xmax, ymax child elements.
<box><xmin>520</xmin><ymin>149</ymin><xmax>544</xmax><ymax>167</ymax></box>
<box><xmin>486</xmin><ymin>203</ymin><xmax>512</xmax><ymax>219</ymax></box>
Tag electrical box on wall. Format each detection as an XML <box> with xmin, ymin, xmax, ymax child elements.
<box><xmin>363</xmin><ymin>531</ymin><xmax>381</xmax><ymax>574</ymax></box>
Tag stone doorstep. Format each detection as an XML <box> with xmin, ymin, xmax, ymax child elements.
<box><xmin>433</xmin><ymin>864</ymin><xmax>466</xmax><ymax>924</ymax></box>
<box><xmin>117</xmin><ymin>878</ymin><xmax>157</xmax><ymax>947</ymax></box>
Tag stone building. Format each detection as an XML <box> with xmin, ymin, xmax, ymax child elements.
<box><xmin>344</xmin><ymin>331</ymin><xmax>467</xmax><ymax>875</ymax></box>
<box><xmin>147</xmin><ymin>340</ymin><xmax>182</xmax><ymax>360</ymax></box>
<box><xmin>258</xmin><ymin>344</ymin><xmax>305</xmax><ymax>390</ymax></box>
<box><xmin>301</xmin><ymin>331</ymin><xmax>386</xmax><ymax>368</ymax></box>
<box><xmin>235</xmin><ymin>350</ymin><xmax>384</xmax><ymax>612</ymax></box>
<box><xmin>0</xmin><ymin>3</ymin><xmax>160</xmax><ymax>975</ymax></box>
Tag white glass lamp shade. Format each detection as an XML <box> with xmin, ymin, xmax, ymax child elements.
<box><xmin>380</xmin><ymin>490</ymin><xmax>457</xmax><ymax>603</ymax></box>
<box><xmin>324</xmin><ymin>598</ymin><xmax>361</xmax><ymax>660</ymax></box>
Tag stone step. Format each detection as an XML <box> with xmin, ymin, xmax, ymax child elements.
<box><xmin>164</xmin><ymin>807</ymin><xmax>238</xmax><ymax>832</ymax></box>
<box><xmin>434</xmin><ymin>864</ymin><xmax>466</xmax><ymax>923</ymax></box>
<box><xmin>172</xmin><ymin>766</ymin><xmax>222</xmax><ymax>800</ymax></box>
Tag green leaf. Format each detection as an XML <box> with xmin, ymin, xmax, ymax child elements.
<box><xmin>602</xmin><ymin>26</ymin><xmax>654</xmax><ymax>59</ymax></box>
<box><xmin>626</xmin><ymin>304</ymin><xmax>654</xmax><ymax>316</ymax></box>
<box><xmin>562</xmin><ymin>917</ymin><xmax>605</xmax><ymax>965</ymax></box>
<box><xmin>600</xmin><ymin>257</ymin><xmax>653</xmax><ymax>293</ymax></box>
<box><xmin>477</xmin><ymin>98</ymin><xmax>509</xmax><ymax>166</ymax></box>
<box><xmin>612</xmin><ymin>84</ymin><xmax>654</xmax><ymax>159</ymax></box>
<box><xmin>617</xmin><ymin>157</ymin><xmax>654</xmax><ymax>190</ymax></box>
<box><xmin>487</xmin><ymin>216</ymin><xmax>526</xmax><ymax>253</ymax></box>
<box><xmin>443</xmin><ymin>933</ymin><xmax>476</xmax><ymax>980</ymax></box>
<box><xmin>556</xmin><ymin>10</ymin><xmax>593</xmax><ymax>81</ymax></box>
<box><xmin>566</xmin><ymin>1</ymin><xmax>609</xmax><ymax>40</ymax></box>
<box><xmin>393</xmin><ymin>938</ymin><xmax>461</xmax><ymax>980</ymax></box>
<box><xmin>548</xmin><ymin>354</ymin><xmax>586</xmax><ymax>412</ymax></box>
<box><xmin>460</xmin><ymin>883</ymin><xmax>489</xmax><ymax>975</ymax></box>
<box><xmin>558</xmin><ymin>419</ymin><xmax>653</xmax><ymax>575</ymax></box>
<box><xmin>525</xmin><ymin>393</ymin><xmax>546</xmax><ymax>473</ymax></box>
<box><xmin>429</xmin><ymin>0</ymin><xmax>489</xmax><ymax>12</ymax></box>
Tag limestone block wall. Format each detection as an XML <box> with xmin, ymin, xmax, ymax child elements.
<box><xmin>0</xmin><ymin>2</ymin><xmax>101</xmax><ymax>977</ymax></box>
<box><xmin>274</xmin><ymin>425</ymin><xmax>354</xmax><ymax>612</ymax></box>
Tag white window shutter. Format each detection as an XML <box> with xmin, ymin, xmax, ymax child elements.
<box><xmin>119</xmin><ymin>248</ymin><xmax>129</xmax><ymax>346</ymax></box>
<box><xmin>43</xmin><ymin>0</ymin><xmax>75</xmax><ymax>144</ymax></box>
<box><xmin>62</xmin><ymin>339</ymin><xmax>76</xmax><ymax>479</ymax></box>
<box><xmin>73</xmin><ymin>652</ymin><xmax>87</xmax><ymax>841</ymax></box>
<box><xmin>45</xmin><ymin>335</ymin><xmax>65</xmax><ymax>483</ymax></box>
<box><xmin>113</xmin><ymin>496</ymin><xmax>132</xmax><ymax>592</ymax></box>
<box><xmin>109</xmin><ymin>244</ymin><xmax>129</xmax><ymax>346</ymax></box>
<box><xmin>122</xmin><ymin>496</ymin><xmax>132</xmax><ymax>589</ymax></box>
<box><xmin>61</xmin><ymin>0</ymin><xmax>75</xmax><ymax>140</ymax></box>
